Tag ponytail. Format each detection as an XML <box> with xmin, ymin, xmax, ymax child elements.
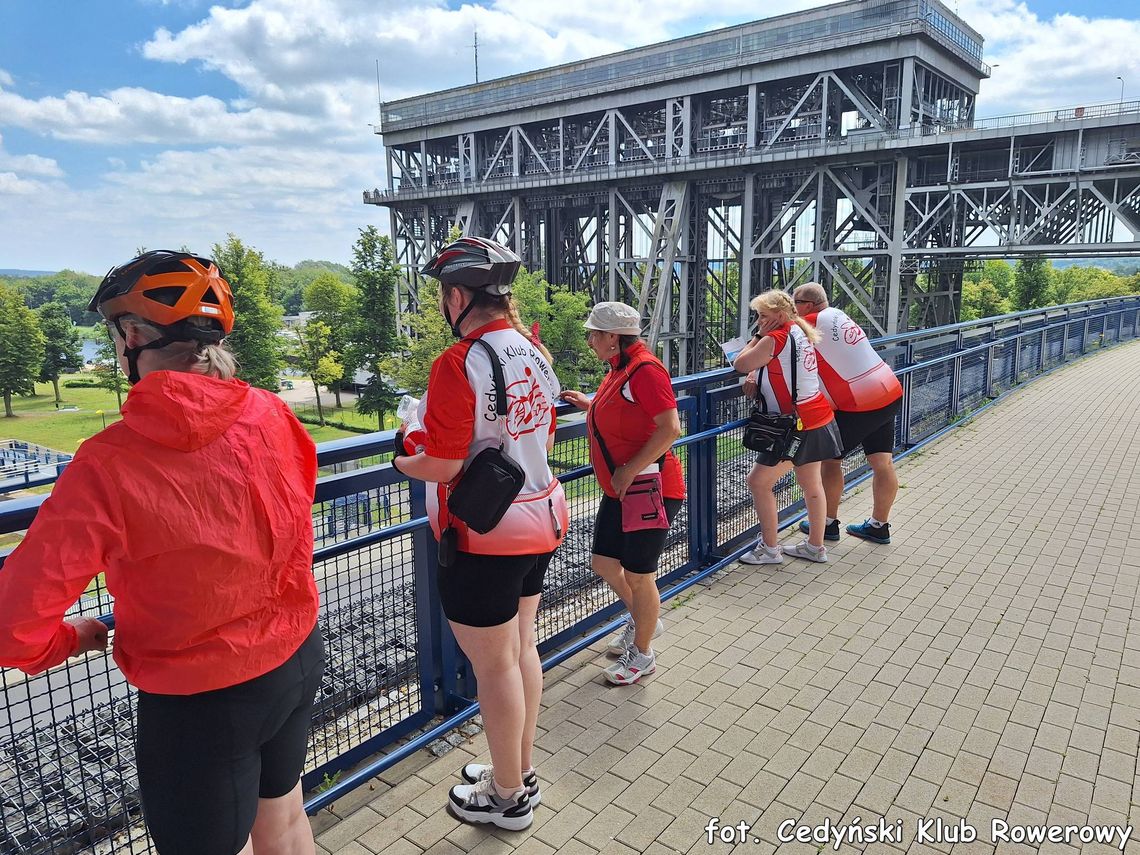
<box><xmin>502</xmin><ymin>297</ymin><xmax>554</xmax><ymax>362</ymax></box>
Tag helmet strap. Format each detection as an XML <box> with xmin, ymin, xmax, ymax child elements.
<box><xmin>445</xmin><ymin>293</ymin><xmax>481</xmax><ymax>338</ymax></box>
<box><xmin>112</xmin><ymin>318</ymin><xmax>187</xmax><ymax>385</ymax></box>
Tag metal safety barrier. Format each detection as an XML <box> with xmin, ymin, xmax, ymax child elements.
<box><xmin>0</xmin><ymin>294</ymin><xmax>1137</xmax><ymax>852</ymax></box>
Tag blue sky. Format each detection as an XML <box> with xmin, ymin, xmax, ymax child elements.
<box><xmin>1</xmin><ymin>0</ymin><xmax>1138</xmax><ymax>274</ymax></box>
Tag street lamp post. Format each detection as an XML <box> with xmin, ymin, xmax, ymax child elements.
<box><xmin>1118</xmin><ymin>76</ymin><xmax>1125</xmax><ymax>106</ymax></box>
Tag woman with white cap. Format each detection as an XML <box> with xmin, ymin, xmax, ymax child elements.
<box><xmin>560</xmin><ymin>302</ymin><xmax>684</xmax><ymax>685</ymax></box>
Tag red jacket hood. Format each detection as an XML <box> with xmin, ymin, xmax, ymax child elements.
<box><xmin>121</xmin><ymin>371</ymin><xmax>252</xmax><ymax>452</ymax></box>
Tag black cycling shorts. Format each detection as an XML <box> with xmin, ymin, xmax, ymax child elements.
<box><xmin>834</xmin><ymin>396</ymin><xmax>903</xmax><ymax>457</ymax></box>
<box><xmin>591</xmin><ymin>495</ymin><xmax>684</xmax><ymax>574</ymax></box>
<box><xmin>437</xmin><ymin>551</ymin><xmax>554</xmax><ymax>627</ymax></box>
<box><xmin>135</xmin><ymin>625</ymin><xmax>325</xmax><ymax>855</ymax></box>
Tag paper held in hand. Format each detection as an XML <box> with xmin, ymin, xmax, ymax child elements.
<box><xmin>720</xmin><ymin>335</ymin><xmax>749</xmax><ymax>362</ymax></box>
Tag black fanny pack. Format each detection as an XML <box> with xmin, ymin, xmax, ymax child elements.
<box><xmin>445</xmin><ymin>337</ymin><xmax>525</xmax><ymax>535</ymax></box>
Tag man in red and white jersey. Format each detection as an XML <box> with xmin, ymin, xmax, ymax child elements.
<box><xmin>794</xmin><ymin>282</ymin><xmax>903</xmax><ymax>544</ymax></box>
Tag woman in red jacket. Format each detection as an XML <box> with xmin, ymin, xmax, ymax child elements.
<box><xmin>0</xmin><ymin>251</ymin><xmax>322</xmax><ymax>855</ymax></box>
<box><xmin>560</xmin><ymin>302</ymin><xmax>683</xmax><ymax>686</ymax></box>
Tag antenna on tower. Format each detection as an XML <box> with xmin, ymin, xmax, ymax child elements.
<box><xmin>374</xmin><ymin>59</ymin><xmax>383</xmax><ymax>131</ymax></box>
<box><xmin>474</xmin><ymin>28</ymin><xmax>479</xmax><ymax>83</ymax></box>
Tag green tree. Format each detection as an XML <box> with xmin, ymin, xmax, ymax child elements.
<box><xmin>92</xmin><ymin>329</ymin><xmax>127</xmax><ymax>411</ymax></box>
<box><xmin>349</xmin><ymin>227</ymin><xmax>402</xmax><ymax>425</ymax></box>
<box><xmin>212</xmin><ymin>234</ymin><xmax>283</xmax><ymax>390</ymax></box>
<box><xmin>1012</xmin><ymin>257</ymin><xmax>1053</xmax><ymax>311</ymax></box>
<box><xmin>380</xmin><ymin>279</ymin><xmax>448</xmax><ymax>397</ymax></box>
<box><xmin>960</xmin><ymin>278</ymin><xmax>1011</xmax><ymax>321</ymax></box>
<box><xmin>37</xmin><ymin>301</ymin><xmax>83</xmax><ymax>404</ymax></box>
<box><xmin>304</xmin><ymin>273</ymin><xmax>359</xmax><ymax>409</ymax></box>
<box><xmin>966</xmin><ymin>260</ymin><xmax>1014</xmax><ymax>301</ymax></box>
<box><xmin>291</xmin><ymin>320</ymin><xmax>343</xmax><ymax>427</ymax></box>
<box><xmin>1051</xmin><ymin>265</ymin><xmax>1132</xmax><ymax>304</ymax></box>
<box><xmin>0</xmin><ymin>286</ymin><xmax>46</xmax><ymax>417</ymax></box>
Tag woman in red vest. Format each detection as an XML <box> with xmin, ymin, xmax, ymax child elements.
<box><xmin>560</xmin><ymin>302</ymin><xmax>684</xmax><ymax>685</ymax></box>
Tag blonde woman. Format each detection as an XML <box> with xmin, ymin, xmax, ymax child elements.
<box><xmin>732</xmin><ymin>290</ymin><xmax>842</xmax><ymax>564</ymax></box>
<box><xmin>0</xmin><ymin>251</ymin><xmax>323</xmax><ymax>855</ymax></box>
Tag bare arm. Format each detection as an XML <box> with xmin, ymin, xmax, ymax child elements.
<box><xmin>392</xmin><ymin>453</ymin><xmax>463</xmax><ymax>485</ymax></box>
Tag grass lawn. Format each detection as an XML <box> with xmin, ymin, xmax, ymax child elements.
<box><xmin>1</xmin><ymin>374</ymin><xmax>358</xmax><ymax>453</ymax></box>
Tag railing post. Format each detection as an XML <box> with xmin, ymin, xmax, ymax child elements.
<box><xmin>1039</xmin><ymin>327</ymin><xmax>1048</xmax><ymax>373</ymax></box>
<box><xmin>1081</xmin><ymin>317</ymin><xmax>1090</xmax><ymax>354</ymax></box>
<box><xmin>949</xmin><ymin>331</ymin><xmax>963</xmax><ymax>417</ymax></box>
<box><xmin>408</xmin><ymin>478</ymin><xmax>457</xmax><ymax>715</ymax></box>
<box><xmin>984</xmin><ymin>342</ymin><xmax>996</xmax><ymax>398</ymax></box>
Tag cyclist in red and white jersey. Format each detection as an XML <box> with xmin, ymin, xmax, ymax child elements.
<box><xmin>392</xmin><ymin>237</ymin><xmax>566</xmax><ymax>832</ymax></box>
<box><xmin>733</xmin><ymin>290</ymin><xmax>842</xmax><ymax>565</ymax></box>
<box><xmin>793</xmin><ymin>282</ymin><xmax>902</xmax><ymax>544</ymax></box>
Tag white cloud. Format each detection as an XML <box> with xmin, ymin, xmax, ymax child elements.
<box><xmin>960</xmin><ymin>0</ymin><xmax>1140</xmax><ymax>116</ymax></box>
<box><xmin>0</xmin><ymin>133</ymin><xmax>63</xmax><ymax>178</ymax></box>
<box><xmin>0</xmin><ymin>171</ymin><xmax>50</xmax><ymax>196</ymax></box>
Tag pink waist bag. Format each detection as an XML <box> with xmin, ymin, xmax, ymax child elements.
<box><xmin>621</xmin><ymin>472</ymin><xmax>670</xmax><ymax>532</ymax></box>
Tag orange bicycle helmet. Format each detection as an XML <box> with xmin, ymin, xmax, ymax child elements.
<box><xmin>89</xmin><ymin>250</ymin><xmax>234</xmax><ymax>335</ymax></box>
<box><xmin>89</xmin><ymin>251</ymin><xmax>235</xmax><ymax>383</ymax></box>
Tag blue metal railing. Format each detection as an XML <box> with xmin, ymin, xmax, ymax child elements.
<box><xmin>0</xmin><ymin>294</ymin><xmax>1137</xmax><ymax>852</ymax></box>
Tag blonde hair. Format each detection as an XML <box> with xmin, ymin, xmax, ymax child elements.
<box><xmin>750</xmin><ymin>290</ymin><xmax>821</xmax><ymax>344</ymax></box>
<box><xmin>117</xmin><ymin>315</ymin><xmax>239</xmax><ymax>380</ymax></box>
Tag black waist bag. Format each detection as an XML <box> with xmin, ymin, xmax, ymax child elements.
<box><xmin>446</xmin><ymin>338</ymin><xmax>525</xmax><ymax>534</ymax></box>
<box><xmin>741</xmin><ymin>334</ymin><xmax>799</xmax><ymax>462</ymax></box>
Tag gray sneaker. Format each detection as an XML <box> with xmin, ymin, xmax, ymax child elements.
<box><xmin>782</xmin><ymin>539</ymin><xmax>828</xmax><ymax>563</ymax></box>
<box><xmin>605</xmin><ymin>617</ymin><xmax>663</xmax><ymax>655</ymax></box>
<box><xmin>739</xmin><ymin>542</ymin><xmax>782</xmax><ymax>565</ymax></box>
<box><xmin>461</xmin><ymin>764</ymin><xmax>540</xmax><ymax>807</ymax></box>
<box><xmin>604</xmin><ymin>646</ymin><xmax>656</xmax><ymax>685</ymax></box>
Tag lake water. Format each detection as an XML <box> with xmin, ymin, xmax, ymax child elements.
<box><xmin>81</xmin><ymin>340</ymin><xmax>100</xmax><ymax>363</ymax></box>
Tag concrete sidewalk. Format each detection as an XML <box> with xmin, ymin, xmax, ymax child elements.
<box><xmin>311</xmin><ymin>339</ymin><xmax>1140</xmax><ymax>854</ymax></box>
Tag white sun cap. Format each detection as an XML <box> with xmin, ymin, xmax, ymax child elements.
<box><xmin>583</xmin><ymin>301</ymin><xmax>642</xmax><ymax>335</ymax></box>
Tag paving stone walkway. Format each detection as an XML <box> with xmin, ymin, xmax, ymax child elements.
<box><xmin>312</xmin><ymin>339</ymin><xmax>1140</xmax><ymax>854</ymax></box>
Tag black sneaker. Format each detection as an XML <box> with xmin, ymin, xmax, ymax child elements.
<box><xmin>461</xmin><ymin>763</ymin><xmax>540</xmax><ymax>806</ymax></box>
<box><xmin>799</xmin><ymin>518</ymin><xmax>840</xmax><ymax>541</ymax></box>
<box><xmin>846</xmin><ymin>519</ymin><xmax>891</xmax><ymax>544</ymax></box>
<box><xmin>448</xmin><ymin>778</ymin><xmax>533</xmax><ymax>830</ymax></box>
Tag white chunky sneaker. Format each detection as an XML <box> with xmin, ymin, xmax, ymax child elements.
<box><xmin>460</xmin><ymin>764</ymin><xmax>541</xmax><ymax>807</ymax></box>
<box><xmin>447</xmin><ymin>776</ymin><xmax>533</xmax><ymax>830</ymax></box>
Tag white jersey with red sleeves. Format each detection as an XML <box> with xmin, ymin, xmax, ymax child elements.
<box><xmin>757</xmin><ymin>323</ymin><xmax>834</xmax><ymax>430</ymax></box>
<box><xmin>807</xmin><ymin>308</ymin><xmax>903</xmax><ymax>413</ymax></box>
<box><xmin>419</xmin><ymin>320</ymin><xmax>567</xmax><ymax>556</ymax></box>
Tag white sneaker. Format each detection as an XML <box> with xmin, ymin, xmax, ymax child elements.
<box><xmin>461</xmin><ymin>764</ymin><xmax>540</xmax><ymax>807</ymax></box>
<box><xmin>605</xmin><ymin>617</ymin><xmax>663</xmax><ymax>655</ymax></box>
<box><xmin>782</xmin><ymin>539</ymin><xmax>828</xmax><ymax>563</ymax></box>
<box><xmin>739</xmin><ymin>542</ymin><xmax>782</xmax><ymax>565</ymax></box>
<box><xmin>448</xmin><ymin>776</ymin><xmax>533</xmax><ymax>830</ymax></box>
<box><xmin>604</xmin><ymin>646</ymin><xmax>656</xmax><ymax>685</ymax></box>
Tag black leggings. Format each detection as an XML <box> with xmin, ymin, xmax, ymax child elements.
<box><xmin>135</xmin><ymin>626</ymin><xmax>325</xmax><ymax>855</ymax></box>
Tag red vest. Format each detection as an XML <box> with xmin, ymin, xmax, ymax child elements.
<box><xmin>587</xmin><ymin>344</ymin><xmax>685</xmax><ymax>500</ymax></box>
